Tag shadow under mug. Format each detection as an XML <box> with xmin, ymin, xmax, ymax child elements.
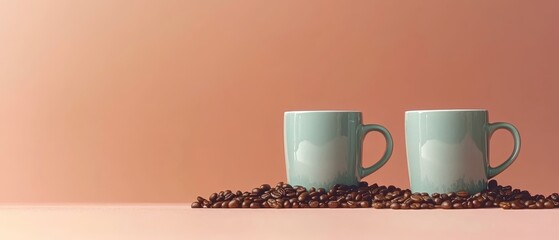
<box><xmin>405</xmin><ymin>109</ymin><xmax>521</xmax><ymax>194</ymax></box>
<box><xmin>284</xmin><ymin>111</ymin><xmax>393</xmax><ymax>190</ymax></box>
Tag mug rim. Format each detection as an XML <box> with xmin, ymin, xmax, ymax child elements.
<box><xmin>406</xmin><ymin>109</ymin><xmax>487</xmax><ymax>113</ymax></box>
<box><xmin>285</xmin><ymin>110</ymin><xmax>360</xmax><ymax>114</ymax></box>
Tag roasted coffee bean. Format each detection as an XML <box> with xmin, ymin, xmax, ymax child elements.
<box><xmin>472</xmin><ymin>200</ymin><xmax>482</xmax><ymax>208</ymax></box>
<box><xmin>260</xmin><ymin>184</ymin><xmax>271</xmax><ymax>191</ymax></box>
<box><xmin>328</xmin><ymin>201</ymin><xmax>340</xmax><ymax>208</ymax></box>
<box><xmin>410</xmin><ymin>203</ymin><xmax>421</xmax><ymax>209</ymax></box>
<box><xmin>420</xmin><ymin>203</ymin><xmax>429</xmax><ymax>209</ymax></box>
<box><xmin>441</xmin><ymin>201</ymin><xmax>452</xmax><ymax>209</ymax></box>
<box><xmin>320</xmin><ymin>195</ymin><xmax>329</xmax><ymax>202</ymax></box>
<box><xmin>340</xmin><ymin>203</ymin><xmax>348</xmax><ymax>208</ymax></box>
<box><xmin>309</xmin><ymin>201</ymin><xmax>319</xmax><ymax>208</ymax></box>
<box><xmin>209</xmin><ymin>193</ymin><xmax>217</xmax><ymax>202</ymax></box>
<box><xmin>298</xmin><ymin>192</ymin><xmax>308</xmax><ymax>202</ymax></box>
<box><xmin>510</xmin><ymin>201</ymin><xmax>524</xmax><ymax>209</ymax></box>
<box><xmin>488</xmin><ymin>179</ymin><xmax>498</xmax><ymax>190</ymax></box>
<box><xmin>499</xmin><ymin>202</ymin><xmax>511</xmax><ymax>209</ymax></box>
<box><xmin>359</xmin><ymin>201</ymin><xmax>370</xmax><ymax>208</ymax></box>
<box><xmin>271</xmin><ymin>190</ymin><xmax>283</xmax><ymax>199</ymax></box>
<box><xmin>250</xmin><ymin>202</ymin><xmax>260</xmax><ymax>208</ymax></box>
<box><xmin>410</xmin><ymin>194</ymin><xmax>422</xmax><ymax>203</ymax></box>
<box><xmin>390</xmin><ymin>203</ymin><xmax>400</xmax><ymax>209</ymax></box>
<box><xmin>452</xmin><ymin>203</ymin><xmax>463</xmax><ymax>209</ymax></box>
<box><xmin>191</xmin><ymin>202</ymin><xmax>202</xmax><ymax>208</ymax></box>
<box><xmin>372</xmin><ymin>202</ymin><xmax>383</xmax><ymax>209</ymax></box>
<box><xmin>212</xmin><ymin>202</ymin><xmax>222</xmax><ymax>208</ymax></box>
<box><xmin>221</xmin><ymin>201</ymin><xmax>229</xmax><ymax>208</ymax></box>
<box><xmin>228</xmin><ymin>200</ymin><xmax>240</xmax><ymax>208</ymax></box>
<box><xmin>456</xmin><ymin>191</ymin><xmax>469</xmax><ymax>198</ymax></box>
<box><xmin>347</xmin><ymin>201</ymin><xmax>357</xmax><ymax>208</ymax></box>
<box><xmin>260</xmin><ymin>193</ymin><xmax>271</xmax><ymax>200</ymax></box>
<box><xmin>544</xmin><ymin>201</ymin><xmax>554</xmax><ymax>209</ymax></box>
<box><xmin>283</xmin><ymin>201</ymin><xmax>291</xmax><ymax>208</ymax></box>
<box><xmin>242</xmin><ymin>200</ymin><xmax>251</xmax><ymax>208</ymax></box>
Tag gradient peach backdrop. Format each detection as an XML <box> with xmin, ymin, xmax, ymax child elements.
<box><xmin>1</xmin><ymin>0</ymin><xmax>558</xmax><ymax>203</ymax></box>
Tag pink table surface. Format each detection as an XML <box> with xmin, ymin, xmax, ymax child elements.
<box><xmin>0</xmin><ymin>204</ymin><xmax>557</xmax><ymax>239</ymax></box>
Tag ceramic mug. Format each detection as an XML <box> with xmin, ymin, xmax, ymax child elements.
<box><xmin>405</xmin><ymin>109</ymin><xmax>521</xmax><ymax>194</ymax></box>
<box><xmin>284</xmin><ymin>111</ymin><xmax>393</xmax><ymax>190</ymax></box>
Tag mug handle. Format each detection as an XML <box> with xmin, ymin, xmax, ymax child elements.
<box><xmin>487</xmin><ymin>122</ymin><xmax>521</xmax><ymax>178</ymax></box>
<box><xmin>359</xmin><ymin>124</ymin><xmax>393</xmax><ymax>178</ymax></box>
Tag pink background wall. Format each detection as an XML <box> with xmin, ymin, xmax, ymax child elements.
<box><xmin>1</xmin><ymin>0</ymin><xmax>558</xmax><ymax>202</ymax></box>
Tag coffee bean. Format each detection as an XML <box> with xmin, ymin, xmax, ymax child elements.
<box><xmin>228</xmin><ymin>199</ymin><xmax>240</xmax><ymax>208</ymax></box>
<box><xmin>452</xmin><ymin>203</ymin><xmax>463</xmax><ymax>209</ymax></box>
<box><xmin>410</xmin><ymin>203</ymin><xmax>421</xmax><ymax>209</ymax></box>
<box><xmin>283</xmin><ymin>201</ymin><xmax>291</xmax><ymax>208</ymax></box>
<box><xmin>242</xmin><ymin>200</ymin><xmax>251</xmax><ymax>208</ymax></box>
<box><xmin>328</xmin><ymin>201</ymin><xmax>340</xmax><ymax>208</ymax></box>
<box><xmin>472</xmin><ymin>200</ymin><xmax>482</xmax><ymax>208</ymax></box>
<box><xmin>340</xmin><ymin>203</ymin><xmax>348</xmax><ymax>208</ymax></box>
<box><xmin>410</xmin><ymin>194</ymin><xmax>422</xmax><ymax>203</ymax></box>
<box><xmin>298</xmin><ymin>192</ymin><xmax>309</xmax><ymax>202</ymax></box>
<box><xmin>536</xmin><ymin>202</ymin><xmax>544</xmax><ymax>209</ymax></box>
<box><xmin>420</xmin><ymin>203</ymin><xmax>429</xmax><ymax>209</ymax></box>
<box><xmin>544</xmin><ymin>201</ymin><xmax>554</xmax><ymax>209</ymax></box>
<box><xmin>499</xmin><ymin>202</ymin><xmax>511</xmax><ymax>209</ymax></box>
<box><xmin>372</xmin><ymin>202</ymin><xmax>384</xmax><ymax>209</ymax></box>
<box><xmin>359</xmin><ymin>201</ymin><xmax>370</xmax><ymax>208</ymax></box>
<box><xmin>271</xmin><ymin>190</ymin><xmax>283</xmax><ymax>199</ymax></box>
<box><xmin>250</xmin><ymin>202</ymin><xmax>260</xmax><ymax>208</ymax></box>
<box><xmin>441</xmin><ymin>201</ymin><xmax>452</xmax><ymax>209</ymax></box>
<box><xmin>251</xmin><ymin>188</ymin><xmax>261</xmax><ymax>195</ymax></box>
<box><xmin>260</xmin><ymin>184</ymin><xmax>271</xmax><ymax>191</ymax></box>
<box><xmin>550</xmin><ymin>193</ymin><xmax>559</xmax><ymax>201</ymax></box>
<box><xmin>347</xmin><ymin>201</ymin><xmax>357</xmax><ymax>208</ymax></box>
<box><xmin>488</xmin><ymin>179</ymin><xmax>498</xmax><ymax>190</ymax></box>
<box><xmin>511</xmin><ymin>201</ymin><xmax>524</xmax><ymax>209</ymax></box>
<box><xmin>292</xmin><ymin>202</ymin><xmax>299</xmax><ymax>208</ymax></box>
<box><xmin>212</xmin><ymin>202</ymin><xmax>222</xmax><ymax>208</ymax></box>
<box><xmin>221</xmin><ymin>201</ymin><xmax>229</xmax><ymax>208</ymax></box>
<box><xmin>209</xmin><ymin>193</ymin><xmax>217</xmax><ymax>202</ymax></box>
<box><xmin>390</xmin><ymin>202</ymin><xmax>400</xmax><ymax>209</ymax></box>
<box><xmin>400</xmin><ymin>203</ymin><xmax>410</xmax><ymax>209</ymax></box>
<box><xmin>456</xmin><ymin>191</ymin><xmax>469</xmax><ymax>198</ymax></box>
<box><xmin>309</xmin><ymin>201</ymin><xmax>319</xmax><ymax>208</ymax></box>
<box><xmin>191</xmin><ymin>202</ymin><xmax>202</xmax><ymax>208</ymax></box>
<box><xmin>320</xmin><ymin>195</ymin><xmax>329</xmax><ymax>202</ymax></box>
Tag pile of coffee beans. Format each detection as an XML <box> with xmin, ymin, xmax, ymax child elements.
<box><xmin>191</xmin><ymin>180</ymin><xmax>559</xmax><ymax>209</ymax></box>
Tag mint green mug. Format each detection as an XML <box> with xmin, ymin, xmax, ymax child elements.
<box><xmin>284</xmin><ymin>111</ymin><xmax>393</xmax><ymax>190</ymax></box>
<box><xmin>405</xmin><ymin>109</ymin><xmax>521</xmax><ymax>194</ymax></box>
